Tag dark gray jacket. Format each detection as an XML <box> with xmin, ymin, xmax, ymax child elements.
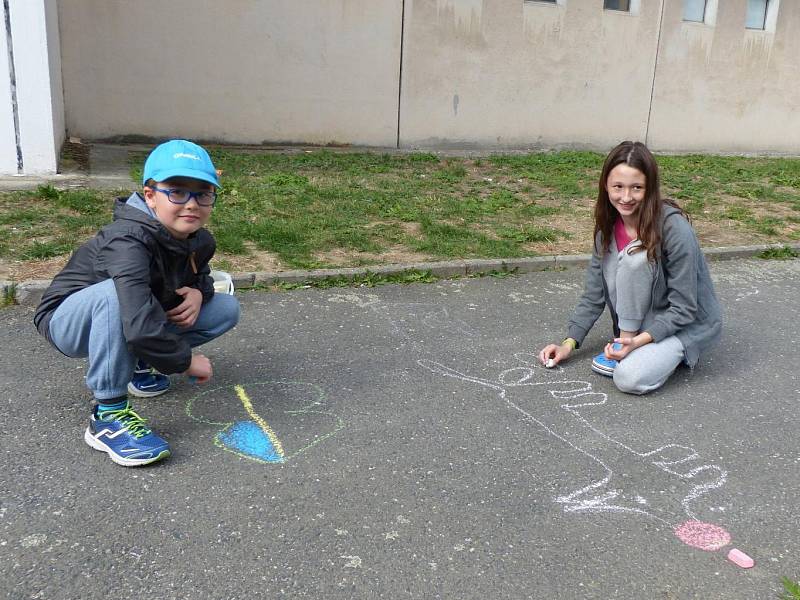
<box><xmin>566</xmin><ymin>205</ymin><xmax>722</xmax><ymax>367</ymax></box>
<box><xmin>34</xmin><ymin>193</ymin><xmax>216</xmax><ymax>374</ymax></box>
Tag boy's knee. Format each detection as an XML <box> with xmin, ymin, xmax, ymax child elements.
<box><xmin>218</xmin><ymin>294</ymin><xmax>241</xmax><ymax>330</ymax></box>
<box><xmin>613</xmin><ymin>363</ymin><xmax>650</xmax><ymax>395</ymax></box>
<box><xmin>82</xmin><ymin>279</ymin><xmax>122</xmax><ymax>322</ymax></box>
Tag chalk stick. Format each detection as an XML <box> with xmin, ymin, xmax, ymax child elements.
<box><xmin>727</xmin><ymin>548</ymin><xmax>754</xmax><ymax>569</ymax></box>
<box><xmin>546</xmin><ymin>358</ymin><xmax>556</xmax><ymax>369</ymax></box>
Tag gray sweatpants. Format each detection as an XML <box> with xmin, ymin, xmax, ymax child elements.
<box><xmin>606</xmin><ymin>242</ymin><xmax>685</xmax><ymax>395</ymax></box>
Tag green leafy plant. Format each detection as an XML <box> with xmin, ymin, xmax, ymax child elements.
<box><xmin>487</xmin><ymin>268</ymin><xmax>518</xmax><ymax>278</ymax></box>
<box><xmin>36</xmin><ymin>184</ymin><xmax>61</xmax><ymax>200</ymax></box>
<box><xmin>779</xmin><ymin>577</ymin><xmax>800</xmax><ymax>600</ymax></box>
<box><xmin>758</xmin><ymin>245</ymin><xmax>799</xmax><ymax>260</ymax></box>
<box><xmin>270</xmin><ymin>269</ymin><xmax>439</xmax><ymax>291</ymax></box>
<box><xmin>3</xmin><ymin>148</ymin><xmax>800</xmax><ymax>279</ymax></box>
<box><xmin>1</xmin><ymin>282</ymin><xmax>16</xmax><ymax>307</ymax></box>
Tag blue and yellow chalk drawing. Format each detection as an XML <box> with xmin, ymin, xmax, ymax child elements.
<box><xmin>186</xmin><ymin>381</ymin><xmax>344</xmax><ymax>464</ymax></box>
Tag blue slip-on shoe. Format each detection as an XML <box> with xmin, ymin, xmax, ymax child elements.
<box><xmin>84</xmin><ymin>404</ymin><xmax>170</xmax><ymax>467</ymax></box>
<box><xmin>127</xmin><ymin>360</ymin><xmax>171</xmax><ymax>398</ymax></box>
<box><xmin>591</xmin><ymin>343</ymin><xmax>622</xmax><ymax>377</ymax></box>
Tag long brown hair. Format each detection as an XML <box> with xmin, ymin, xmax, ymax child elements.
<box><xmin>593</xmin><ymin>141</ymin><xmax>686</xmax><ymax>262</ymax></box>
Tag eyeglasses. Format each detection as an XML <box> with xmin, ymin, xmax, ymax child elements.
<box><xmin>151</xmin><ymin>186</ymin><xmax>217</xmax><ymax>207</ymax></box>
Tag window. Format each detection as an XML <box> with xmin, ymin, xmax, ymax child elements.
<box><xmin>604</xmin><ymin>0</ymin><xmax>630</xmax><ymax>10</ymax></box>
<box><xmin>683</xmin><ymin>0</ymin><xmax>706</xmax><ymax>22</ymax></box>
<box><xmin>745</xmin><ymin>0</ymin><xmax>769</xmax><ymax>29</ymax></box>
<box><xmin>683</xmin><ymin>0</ymin><xmax>718</xmax><ymax>25</ymax></box>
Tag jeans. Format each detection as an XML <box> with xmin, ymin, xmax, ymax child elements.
<box><xmin>613</xmin><ymin>335</ymin><xmax>685</xmax><ymax>395</ymax></box>
<box><xmin>47</xmin><ymin>279</ymin><xmax>240</xmax><ymax>400</ymax></box>
<box><xmin>604</xmin><ymin>244</ymin><xmax>685</xmax><ymax>395</ymax></box>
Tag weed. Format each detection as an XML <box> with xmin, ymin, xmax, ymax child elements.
<box><xmin>780</xmin><ymin>577</ymin><xmax>800</xmax><ymax>600</ymax></box>
<box><xmin>724</xmin><ymin>206</ymin><xmax>752</xmax><ymax>221</ymax></box>
<box><xmin>20</xmin><ymin>240</ymin><xmax>76</xmax><ymax>260</ymax></box>
<box><xmin>408</xmin><ymin>152</ymin><xmax>439</xmax><ymax>163</ymax></box>
<box><xmin>55</xmin><ymin>189</ymin><xmax>108</xmax><ymax>214</ymax></box>
<box><xmin>36</xmin><ymin>184</ymin><xmax>61</xmax><ymax>200</ymax></box>
<box><xmin>757</xmin><ymin>245</ymin><xmax>799</xmax><ymax>260</ymax></box>
<box><xmin>272</xmin><ymin>269</ymin><xmax>438</xmax><ymax>291</ymax></box>
<box><xmin>3</xmin><ymin>149</ymin><xmax>800</xmax><ymax>276</ymax></box>
<box><xmin>487</xmin><ymin>268</ymin><xmax>518</xmax><ymax>278</ymax></box>
<box><xmin>495</xmin><ymin>224</ymin><xmax>569</xmax><ymax>244</ymax></box>
<box><xmin>1</xmin><ymin>282</ymin><xmax>16</xmax><ymax>307</ymax></box>
<box><xmin>211</xmin><ymin>258</ymin><xmax>235</xmax><ymax>272</ymax></box>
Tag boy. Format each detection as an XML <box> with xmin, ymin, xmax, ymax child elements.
<box><xmin>34</xmin><ymin>139</ymin><xmax>240</xmax><ymax>467</ymax></box>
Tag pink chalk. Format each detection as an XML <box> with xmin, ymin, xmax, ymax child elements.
<box><xmin>673</xmin><ymin>520</ymin><xmax>731</xmax><ymax>551</ymax></box>
<box><xmin>727</xmin><ymin>548</ymin><xmax>755</xmax><ymax>569</ymax></box>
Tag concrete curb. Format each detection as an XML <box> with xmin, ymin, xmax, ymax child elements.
<box><xmin>3</xmin><ymin>243</ymin><xmax>798</xmax><ymax>308</ymax></box>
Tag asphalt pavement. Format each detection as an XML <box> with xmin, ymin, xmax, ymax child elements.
<box><xmin>1</xmin><ymin>257</ymin><xmax>799</xmax><ymax>600</ymax></box>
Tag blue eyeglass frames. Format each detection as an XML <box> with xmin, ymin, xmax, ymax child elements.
<box><xmin>151</xmin><ymin>186</ymin><xmax>217</xmax><ymax>207</ymax></box>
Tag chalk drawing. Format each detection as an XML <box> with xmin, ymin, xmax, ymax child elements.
<box><xmin>328</xmin><ymin>293</ymin><xmax>475</xmax><ymax>341</ymax></box>
<box><xmin>340</xmin><ymin>555</ymin><xmax>362</xmax><ymax>568</ymax></box>
<box><xmin>418</xmin><ymin>354</ymin><xmax>735</xmax><ymax>553</ymax></box>
<box><xmin>186</xmin><ymin>381</ymin><xmax>344</xmax><ymax>464</ymax></box>
<box><xmin>734</xmin><ymin>287</ymin><xmax>759</xmax><ymax>302</ymax></box>
<box><xmin>711</xmin><ymin>259</ymin><xmax>800</xmax><ymax>287</ymax></box>
<box><xmin>375</xmin><ymin>302</ymin><xmax>474</xmax><ymax>338</ymax></box>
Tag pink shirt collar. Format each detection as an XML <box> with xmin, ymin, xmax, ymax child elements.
<box><xmin>614</xmin><ymin>217</ymin><xmax>635</xmax><ymax>251</ymax></box>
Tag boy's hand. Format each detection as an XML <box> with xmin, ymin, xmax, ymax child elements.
<box><xmin>167</xmin><ymin>287</ymin><xmax>203</xmax><ymax>327</ymax></box>
<box><xmin>185</xmin><ymin>353</ymin><xmax>213</xmax><ymax>383</ymax></box>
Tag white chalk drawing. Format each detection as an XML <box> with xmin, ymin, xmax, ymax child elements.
<box><xmin>734</xmin><ymin>288</ymin><xmax>759</xmax><ymax>302</ymax></box>
<box><xmin>418</xmin><ymin>354</ymin><xmax>732</xmax><ymax>548</ymax></box>
<box><xmin>374</xmin><ymin>302</ymin><xmax>474</xmax><ymax>337</ymax></box>
<box><xmin>328</xmin><ymin>293</ymin><xmax>475</xmax><ymax>340</ymax></box>
<box><xmin>711</xmin><ymin>259</ymin><xmax>800</xmax><ymax>287</ymax></box>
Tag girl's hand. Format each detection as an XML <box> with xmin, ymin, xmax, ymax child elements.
<box><xmin>167</xmin><ymin>287</ymin><xmax>203</xmax><ymax>327</ymax></box>
<box><xmin>605</xmin><ymin>332</ymin><xmax>653</xmax><ymax>360</ymax></box>
<box><xmin>605</xmin><ymin>338</ymin><xmax>634</xmax><ymax>361</ymax></box>
<box><xmin>539</xmin><ymin>342</ymin><xmax>573</xmax><ymax>367</ymax></box>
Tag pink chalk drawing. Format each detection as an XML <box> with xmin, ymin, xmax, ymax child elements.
<box><xmin>674</xmin><ymin>520</ymin><xmax>731</xmax><ymax>551</ymax></box>
<box><xmin>418</xmin><ymin>353</ymin><xmax>738</xmax><ymax>556</ymax></box>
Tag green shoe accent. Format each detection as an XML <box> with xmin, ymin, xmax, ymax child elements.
<box><xmin>99</xmin><ymin>406</ymin><xmax>152</xmax><ymax>439</ymax></box>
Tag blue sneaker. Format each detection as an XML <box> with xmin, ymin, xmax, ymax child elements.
<box><xmin>84</xmin><ymin>404</ymin><xmax>170</xmax><ymax>467</ymax></box>
<box><xmin>127</xmin><ymin>360</ymin><xmax>171</xmax><ymax>398</ymax></box>
<box><xmin>591</xmin><ymin>343</ymin><xmax>622</xmax><ymax>377</ymax></box>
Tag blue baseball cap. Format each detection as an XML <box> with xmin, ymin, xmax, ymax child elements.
<box><xmin>142</xmin><ymin>139</ymin><xmax>220</xmax><ymax>188</ymax></box>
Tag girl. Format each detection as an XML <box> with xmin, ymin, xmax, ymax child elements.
<box><xmin>538</xmin><ymin>141</ymin><xmax>722</xmax><ymax>394</ymax></box>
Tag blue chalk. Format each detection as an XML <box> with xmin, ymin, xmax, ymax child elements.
<box><xmin>218</xmin><ymin>421</ymin><xmax>284</xmax><ymax>463</ymax></box>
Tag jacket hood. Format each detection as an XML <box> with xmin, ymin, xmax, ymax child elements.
<box><xmin>661</xmin><ymin>202</ymin><xmax>683</xmax><ymax>221</ymax></box>
<box><xmin>114</xmin><ymin>192</ymin><xmax>197</xmax><ymax>252</ymax></box>
<box><xmin>113</xmin><ymin>193</ymin><xmax>161</xmax><ymax>229</ymax></box>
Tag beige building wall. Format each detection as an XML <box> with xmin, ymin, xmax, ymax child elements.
<box><xmin>400</xmin><ymin>0</ymin><xmax>661</xmax><ymax>149</ymax></box>
<box><xmin>648</xmin><ymin>0</ymin><xmax>800</xmax><ymax>153</ymax></box>
<box><xmin>55</xmin><ymin>0</ymin><xmax>800</xmax><ymax>154</ymax></box>
<box><xmin>58</xmin><ymin>0</ymin><xmax>402</xmax><ymax>146</ymax></box>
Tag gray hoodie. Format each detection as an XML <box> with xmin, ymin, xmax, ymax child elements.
<box><xmin>566</xmin><ymin>205</ymin><xmax>722</xmax><ymax>367</ymax></box>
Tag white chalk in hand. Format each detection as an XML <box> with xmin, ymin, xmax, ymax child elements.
<box><xmin>546</xmin><ymin>358</ymin><xmax>556</xmax><ymax>369</ymax></box>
